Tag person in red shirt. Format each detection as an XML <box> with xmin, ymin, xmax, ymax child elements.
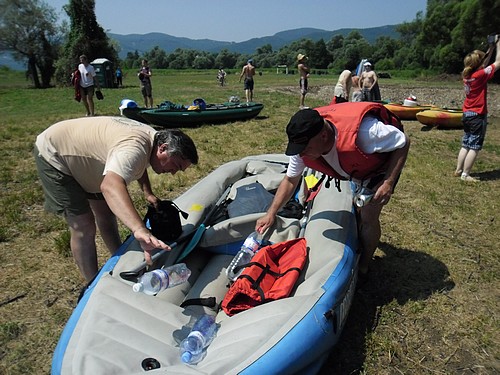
<box><xmin>454</xmin><ymin>38</ymin><xmax>500</xmax><ymax>182</ymax></box>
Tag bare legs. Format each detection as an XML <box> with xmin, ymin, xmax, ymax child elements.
<box><xmin>81</xmin><ymin>92</ymin><xmax>95</xmax><ymax>116</ymax></box>
<box><xmin>65</xmin><ymin>200</ymin><xmax>121</xmax><ymax>283</ymax></box>
<box><xmin>357</xmin><ymin>203</ymin><xmax>384</xmax><ymax>275</ymax></box>
<box><xmin>455</xmin><ymin>147</ymin><xmax>479</xmax><ymax>181</ymax></box>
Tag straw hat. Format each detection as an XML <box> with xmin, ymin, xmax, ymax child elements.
<box><xmin>297</xmin><ymin>54</ymin><xmax>307</xmax><ymax>61</ymax></box>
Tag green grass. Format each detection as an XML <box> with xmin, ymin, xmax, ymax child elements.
<box><xmin>0</xmin><ymin>69</ymin><xmax>499</xmax><ymax>374</ymax></box>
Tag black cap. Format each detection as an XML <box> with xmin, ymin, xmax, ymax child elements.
<box><xmin>285</xmin><ymin>109</ymin><xmax>324</xmax><ymax>155</ymax></box>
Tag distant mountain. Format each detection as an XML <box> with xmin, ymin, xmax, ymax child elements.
<box><xmin>1</xmin><ymin>25</ymin><xmax>398</xmax><ymax>70</ymax></box>
<box><xmin>110</xmin><ymin>25</ymin><xmax>398</xmax><ymax>58</ymax></box>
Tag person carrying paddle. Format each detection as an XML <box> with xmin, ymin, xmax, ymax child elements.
<box><xmin>454</xmin><ymin>36</ymin><xmax>500</xmax><ymax>182</ymax></box>
<box><xmin>34</xmin><ymin>118</ymin><xmax>198</xmax><ymax>282</ymax></box>
<box><xmin>256</xmin><ymin>103</ymin><xmax>410</xmax><ymax>282</ymax></box>
<box><xmin>139</xmin><ymin>59</ymin><xmax>154</xmax><ymax>108</ymax></box>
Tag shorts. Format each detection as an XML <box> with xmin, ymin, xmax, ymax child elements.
<box><xmin>34</xmin><ymin>147</ymin><xmax>92</xmax><ymax>217</ymax></box>
<box><xmin>79</xmin><ymin>85</ymin><xmax>95</xmax><ymax>97</ymax></box>
<box><xmin>141</xmin><ymin>83</ymin><xmax>152</xmax><ymax>97</ymax></box>
<box><xmin>461</xmin><ymin>114</ymin><xmax>487</xmax><ymax>150</ymax></box>
<box><xmin>300</xmin><ymin>78</ymin><xmax>308</xmax><ymax>95</ymax></box>
<box><xmin>244</xmin><ymin>78</ymin><xmax>254</xmax><ymax>91</ymax></box>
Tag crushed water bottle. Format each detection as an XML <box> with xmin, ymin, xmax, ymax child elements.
<box><xmin>132</xmin><ymin>263</ymin><xmax>191</xmax><ymax>295</ymax></box>
<box><xmin>180</xmin><ymin>314</ymin><xmax>217</xmax><ymax>365</ymax></box>
<box><xmin>226</xmin><ymin>231</ymin><xmax>263</xmax><ymax>281</ymax></box>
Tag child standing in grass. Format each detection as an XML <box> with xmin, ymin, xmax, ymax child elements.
<box><xmin>454</xmin><ymin>37</ymin><xmax>500</xmax><ymax>182</ymax></box>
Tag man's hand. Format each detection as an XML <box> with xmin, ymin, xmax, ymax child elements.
<box><xmin>133</xmin><ymin>227</ymin><xmax>171</xmax><ymax>265</ymax></box>
<box><xmin>255</xmin><ymin>212</ymin><xmax>276</xmax><ymax>234</ymax></box>
<box><xmin>144</xmin><ymin>193</ymin><xmax>160</xmax><ymax>209</ymax></box>
<box><xmin>373</xmin><ymin>180</ymin><xmax>393</xmax><ymax>205</ymax></box>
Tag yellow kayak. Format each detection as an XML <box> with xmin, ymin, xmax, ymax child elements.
<box><xmin>416</xmin><ymin>109</ymin><xmax>463</xmax><ymax>129</ymax></box>
<box><xmin>384</xmin><ymin>103</ymin><xmax>435</xmax><ymax>121</ymax></box>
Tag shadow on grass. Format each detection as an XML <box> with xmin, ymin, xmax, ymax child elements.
<box><xmin>319</xmin><ymin>241</ymin><xmax>455</xmax><ymax>374</ymax></box>
<box><xmin>474</xmin><ymin>169</ymin><xmax>500</xmax><ymax>181</ymax></box>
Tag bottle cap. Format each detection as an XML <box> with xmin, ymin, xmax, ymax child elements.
<box><xmin>181</xmin><ymin>351</ymin><xmax>193</xmax><ymax>363</ymax></box>
<box><xmin>132</xmin><ymin>283</ymin><xmax>144</xmax><ymax>293</ymax></box>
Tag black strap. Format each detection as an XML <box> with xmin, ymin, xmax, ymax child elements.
<box><xmin>180</xmin><ymin>297</ymin><xmax>216</xmax><ymax>308</ymax></box>
<box><xmin>237</xmin><ymin>262</ymin><xmax>303</xmax><ymax>303</ymax></box>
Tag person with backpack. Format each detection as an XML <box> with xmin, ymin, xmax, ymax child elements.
<box><xmin>256</xmin><ymin>102</ymin><xmax>410</xmax><ymax>281</ymax></box>
<box><xmin>34</xmin><ymin>118</ymin><xmax>198</xmax><ymax>282</ymax></box>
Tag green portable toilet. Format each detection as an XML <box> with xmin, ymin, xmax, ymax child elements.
<box><xmin>90</xmin><ymin>58</ymin><xmax>115</xmax><ymax>88</ymax></box>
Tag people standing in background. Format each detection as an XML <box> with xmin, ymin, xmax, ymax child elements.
<box><xmin>351</xmin><ymin>75</ymin><xmax>363</xmax><ymax>102</ymax></box>
<box><xmin>333</xmin><ymin>69</ymin><xmax>353</xmax><ymax>103</ymax></box>
<box><xmin>217</xmin><ymin>68</ymin><xmax>226</xmax><ymax>86</ymax></box>
<box><xmin>297</xmin><ymin>54</ymin><xmax>310</xmax><ymax>109</ymax></box>
<box><xmin>78</xmin><ymin>55</ymin><xmax>101</xmax><ymax>116</ymax></box>
<box><xmin>454</xmin><ymin>37</ymin><xmax>500</xmax><ymax>182</ymax></box>
<box><xmin>116</xmin><ymin>66</ymin><xmax>123</xmax><ymax>87</ymax></box>
<box><xmin>359</xmin><ymin>62</ymin><xmax>380</xmax><ymax>102</ymax></box>
<box><xmin>239</xmin><ymin>59</ymin><xmax>256</xmax><ymax>102</ymax></box>
<box><xmin>138</xmin><ymin>59</ymin><xmax>153</xmax><ymax>108</ymax></box>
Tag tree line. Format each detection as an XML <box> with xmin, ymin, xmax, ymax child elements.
<box><xmin>0</xmin><ymin>0</ymin><xmax>498</xmax><ymax>88</ymax></box>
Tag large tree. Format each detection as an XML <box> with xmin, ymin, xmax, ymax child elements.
<box><xmin>55</xmin><ymin>0</ymin><xmax>118</xmax><ymax>85</ymax></box>
<box><xmin>0</xmin><ymin>0</ymin><xmax>64</xmax><ymax>88</ymax></box>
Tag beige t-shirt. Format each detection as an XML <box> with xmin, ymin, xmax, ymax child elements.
<box><xmin>36</xmin><ymin>117</ymin><xmax>156</xmax><ymax>193</ymax></box>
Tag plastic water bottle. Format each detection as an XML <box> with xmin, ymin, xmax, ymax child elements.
<box><xmin>180</xmin><ymin>314</ymin><xmax>217</xmax><ymax>365</ymax></box>
<box><xmin>226</xmin><ymin>231</ymin><xmax>263</xmax><ymax>281</ymax></box>
<box><xmin>132</xmin><ymin>263</ymin><xmax>191</xmax><ymax>295</ymax></box>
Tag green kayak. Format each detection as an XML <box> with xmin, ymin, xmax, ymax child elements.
<box><xmin>122</xmin><ymin>102</ymin><xmax>264</xmax><ymax>127</ymax></box>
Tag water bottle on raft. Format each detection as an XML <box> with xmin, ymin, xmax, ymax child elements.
<box><xmin>180</xmin><ymin>314</ymin><xmax>218</xmax><ymax>365</ymax></box>
<box><xmin>226</xmin><ymin>231</ymin><xmax>263</xmax><ymax>281</ymax></box>
<box><xmin>132</xmin><ymin>263</ymin><xmax>191</xmax><ymax>295</ymax></box>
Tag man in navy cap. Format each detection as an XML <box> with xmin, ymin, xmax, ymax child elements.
<box><xmin>256</xmin><ymin>102</ymin><xmax>410</xmax><ymax>281</ymax></box>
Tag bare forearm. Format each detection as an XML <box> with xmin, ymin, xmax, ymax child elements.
<box><xmin>384</xmin><ymin>135</ymin><xmax>410</xmax><ymax>186</ymax></box>
<box><xmin>101</xmin><ymin>172</ymin><xmax>146</xmax><ymax>234</ymax></box>
<box><xmin>267</xmin><ymin>176</ymin><xmax>301</xmax><ymax>215</ymax></box>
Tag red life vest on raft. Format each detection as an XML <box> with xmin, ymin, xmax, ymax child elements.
<box><xmin>221</xmin><ymin>238</ymin><xmax>307</xmax><ymax>316</ymax></box>
<box><xmin>303</xmin><ymin>102</ymin><xmax>403</xmax><ymax>181</ymax></box>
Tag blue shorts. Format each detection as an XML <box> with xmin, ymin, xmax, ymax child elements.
<box><xmin>461</xmin><ymin>114</ymin><xmax>487</xmax><ymax>150</ymax></box>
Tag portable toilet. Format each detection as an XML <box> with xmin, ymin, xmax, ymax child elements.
<box><xmin>90</xmin><ymin>58</ymin><xmax>115</xmax><ymax>88</ymax></box>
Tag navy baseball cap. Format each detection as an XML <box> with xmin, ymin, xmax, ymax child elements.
<box><xmin>285</xmin><ymin>109</ymin><xmax>325</xmax><ymax>155</ymax></box>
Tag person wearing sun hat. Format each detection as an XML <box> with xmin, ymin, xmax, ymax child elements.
<box><xmin>256</xmin><ymin>102</ymin><xmax>410</xmax><ymax>281</ymax></box>
<box><xmin>359</xmin><ymin>61</ymin><xmax>380</xmax><ymax>101</ymax></box>
<box><xmin>297</xmin><ymin>53</ymin><xmax>310</xmax><ymax>109</ymax></box>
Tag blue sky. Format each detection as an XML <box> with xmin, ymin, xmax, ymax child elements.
<box><xmin>47</xmin><ymin>0</ymin><xmax>427</xmax><ymax>42</ymax></box>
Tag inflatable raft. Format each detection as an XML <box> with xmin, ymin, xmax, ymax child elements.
<box><xmin>51</xmin><ymin>154</ymin><xmax>359</xmax><ymax>375</ymax></box>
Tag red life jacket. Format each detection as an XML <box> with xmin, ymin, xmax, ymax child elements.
<box><xmin>303</xmin><ymin>102</ymin><xmax>403</xmax><ymax>181</ymax></box>
<box><xmin>221</xmin><ymin>238</ymin><xmax>307</xmax><ymax>316</ymax></box>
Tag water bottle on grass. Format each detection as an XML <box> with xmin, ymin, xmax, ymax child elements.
<box><xmin>180</xmin><ymin>314</ymin><xmax>218</xmax><ymax>365</ymax></box>
<box><xmin>132</xmin><ymin>263</ymin><xmax>191</xmax><ymax>295</ymax></box>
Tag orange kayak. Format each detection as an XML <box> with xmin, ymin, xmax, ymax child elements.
<box><xmin>384</xmin><ymin>103</ymin><xmax>435</xmax><ymax>121</ymax></box>
<box><xmin>416</xmin><ymin>109</ymin><xmax>463</xmax><ymax>129</ymax></box>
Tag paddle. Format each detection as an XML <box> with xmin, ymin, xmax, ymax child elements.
<box><xmin>175</xmin><ymin>185</ymin><xmax>232</xmax><ymax>262</ymax></box>
<box><xmin>119</xmin><ymin>185</ymin><xmax>232</xmax><ymax>282</ymax></box>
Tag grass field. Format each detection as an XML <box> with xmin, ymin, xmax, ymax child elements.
<box><xmin>0</xmin><ymin>68</ymin><xmax>499</xmax><ymax>374</ymax></box>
